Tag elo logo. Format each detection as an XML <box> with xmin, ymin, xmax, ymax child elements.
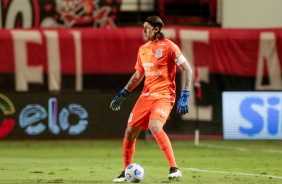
<box><xmin>223</xmin><ymin>92</ymin><xmax>282</xmax><ymax>140</ymax></box>
<box><xmin>19</xmin><ymin>97</ymin><xmax>88</xmax><ymax>136</ymax></box>
<box><xmin>0</xmin><ymin>93</ymin><xmax>88</xmax><ymax>139</ymax></box>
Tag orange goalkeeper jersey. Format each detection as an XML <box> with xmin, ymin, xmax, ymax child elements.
<box><xmin>135</xmin><ymin>38</ymin><xmax>187</xmax><ymax>101</ymax></box>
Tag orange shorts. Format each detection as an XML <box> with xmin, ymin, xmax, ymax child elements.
<box><xmin>127</xmin><ymin>98</ymin><xmax>174</xmax><ymax>130</ymax></box>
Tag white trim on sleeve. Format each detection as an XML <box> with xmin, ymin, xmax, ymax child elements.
<box><xmin>175</xmin><ymin>55</ymin><xmax>187</xmax><ymax>66</ymax></box>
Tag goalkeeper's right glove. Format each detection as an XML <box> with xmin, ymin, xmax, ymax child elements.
<box><xmin>110</xmin><ymin>88</ymin><xmax>130</xmax><ymax>111</ymax></box>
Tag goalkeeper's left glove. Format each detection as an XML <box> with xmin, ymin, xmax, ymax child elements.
<box><xmin>110</xmin><ymin>88</ymin><xmax>130</xmax><ymax>111</ymax></box>
<box><xmin>176</xmin><ymin>89</ymin><xmax>190</xmax><ymax>115</ymax></box>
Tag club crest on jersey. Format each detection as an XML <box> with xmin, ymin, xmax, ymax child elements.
<box><xmin>155</xmin><ymin>48</ymin><xmax>163</xmax><ymax>58</ymax></box>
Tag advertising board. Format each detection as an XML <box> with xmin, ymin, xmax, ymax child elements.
<box><xmin>223</xmin><ymin>92</ymin><xmax>282</xmax><ymax>140</ymax></box>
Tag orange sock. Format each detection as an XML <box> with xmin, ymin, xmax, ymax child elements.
<box><xmin>122</xmin><ymin>138</ymin><xmax>136</xmax><ymax>170</ymax></box>
<box><xmin>153</xmin><ymin>130</ymin><xmax>178</xmax><ymax>168</ymax></box>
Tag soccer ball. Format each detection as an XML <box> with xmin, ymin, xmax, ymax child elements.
<box><xmin>125</xmin><ymin>163</ymin><xmax>145</xmax><ymax>183</ymax></box>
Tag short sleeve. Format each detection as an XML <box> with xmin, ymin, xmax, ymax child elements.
<box><xmin>134</xmin><ymin>49</ymin><xmax>145</xmax><ymax>72</ymax></box>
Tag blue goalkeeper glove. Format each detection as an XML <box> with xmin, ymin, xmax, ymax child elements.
<box><xmin>110</xmin><ymin>88</ymin><xmax>130</xmax><ymax>111</ymax></box>
<box><xmin>177</xmin><ymin>90</ymin><xmax>190</xmax><ymax>115</ymax></box>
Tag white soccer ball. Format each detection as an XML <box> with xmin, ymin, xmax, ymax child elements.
<box><xmin>125</xmin><ymin>163</ymin><xmax>145</xmax><ymax>183</ymax></box>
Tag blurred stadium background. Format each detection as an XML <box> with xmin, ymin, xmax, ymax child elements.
<box><xmin>0</xmin><ymin>0</ymin><xmax>282</xmax><ymax>141</ymax></box>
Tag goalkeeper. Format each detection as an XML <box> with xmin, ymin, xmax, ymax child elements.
<box><xmin>110</xmin><ymin>15</ymin><xmax>192</xmax><ymax>182</ymax></box>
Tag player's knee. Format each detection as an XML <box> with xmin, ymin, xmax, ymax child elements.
<box><xmin>149</xmin><ymin>126</ymin><xmax>161</xmax><ymax>134</ymax></box>
<box><xmin>125</xmin><ymin>127</ymin><xmax>140</xmax><ymax>140</ymax></box>
<box><xmin>148</xmin><ymin>120</ymin><xmax>163</xmax><ymax>134</ymax></box>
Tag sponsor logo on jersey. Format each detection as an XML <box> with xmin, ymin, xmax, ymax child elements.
<box><xmin>158</xmin><ymin>42</ymin><xmax>167</xmax><ymax>46</ymax></box>
<box><xmin>156</xmin><ymin>108</ymin><xmax>168</xmax><ymax>117</ymax></box>
<box><xmin>141</xmin><ymin>92</ymin><xmax>159</xmax><ymax>97</ymax></box>
<box><xmin>143</xmin><ymin>63</ymin><xmax>153</xmax><ymax>72</ymax></box>
<box><xmin>146</xmin><ymin>70</ymin><xmax>162</xmax><ymax>76</ymax></box>
<box><xmin>143</xmin><ymin>63</ymin><xmax>154</xmax><ymax>67</ymax></box>
<box><xmin>143</xmin><ymin>63</ymin><xmax>162</xmax><ymax>76</ymax></box>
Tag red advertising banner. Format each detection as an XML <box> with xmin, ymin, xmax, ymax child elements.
<box><xmin>1</xmin><ymin>26</ymin><xmax>282</xmax><ymax>94</ymax></box>
<box><xmin>0</xmin><ymin>28</ymin><xmax>143</xmax><ymax>74</ymax></box>
<box><xmin>1</xmin><ymin>27</ymin><xmax>282</xmax><ymax>75</ymax></box>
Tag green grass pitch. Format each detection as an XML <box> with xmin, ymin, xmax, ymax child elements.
<box><xmin>0</xmin><ymin>140</ymin><xmax>281</xmax><ymax>183</ymax></box>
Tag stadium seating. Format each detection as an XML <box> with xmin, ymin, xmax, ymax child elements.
<box><xmin>157</xmin><ymin>0</ymin><xmax>217</xmax><ymax>25</ymax></box>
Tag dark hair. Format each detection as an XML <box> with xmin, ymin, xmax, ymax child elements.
<box><xmin>145</xmin><ymin>16</ymin><xmax>165</xmax><ymax>40</ymax></box>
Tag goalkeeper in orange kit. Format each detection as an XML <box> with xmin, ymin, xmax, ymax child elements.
<box><xmin>110</xmin><ymin>15</ymin><xmax>192</xmax><ymax>182</ymax></box>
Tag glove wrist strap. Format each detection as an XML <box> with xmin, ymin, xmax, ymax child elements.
<box><xmin>182</xmin><ymin>89</ymin><xmax>190</xmax><ymax>96</ymax></box>
<box><xmin>121</xmin><ymin>88</ymin><xmax>130</xmax><ymax>97</ymax></box>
